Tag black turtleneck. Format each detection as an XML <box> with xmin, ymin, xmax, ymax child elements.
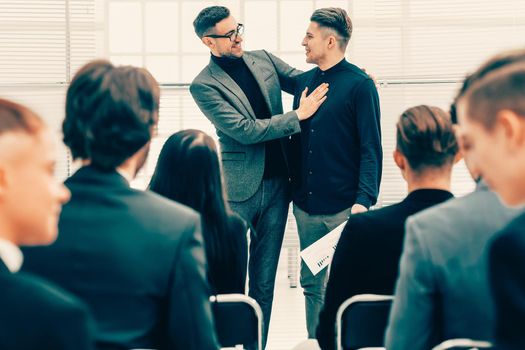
<box><xmin>211</xmin><ymin>54</ymin><xmax>287</xmax><ymax>179</ymax></box>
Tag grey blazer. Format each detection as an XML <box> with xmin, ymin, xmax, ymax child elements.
<box><xmin>385</xmin><ymin>181</ymin><xmax>521</xmax><ymax>350</ymax></box>
<box><xmin>190</xmin><ymin>50</ymin><xmax>302</xmax><ymax>202</ymax></box>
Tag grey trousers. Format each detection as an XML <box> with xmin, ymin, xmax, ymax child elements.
<box><xmin>229</xmin><ymin>177</ymin><xmax>290</xmax><ymax>349</ymax></box>
<box><xmin>293</xmin><ymin>204</ymin><xmax>352</xmax><ymax>338</ymax></box>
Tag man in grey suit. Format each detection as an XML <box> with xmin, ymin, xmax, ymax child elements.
<box><xmin>385</xmin><ymin>63</ymin><xmax>522</xmax><ymax>349</ymax></box>
<box><xmin>190</xmin><ymin>6</ymin><xmax>327</xmax><ymax>346</ymax></box>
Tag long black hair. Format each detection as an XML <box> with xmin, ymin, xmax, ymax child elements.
<box><xmin>149</xmin><ymin>129</ymin><xmax>234</xmax><ymax>264</ymax></box>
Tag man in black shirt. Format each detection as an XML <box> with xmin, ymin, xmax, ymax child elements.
<box><xmin>288</xmin><ymin>8</ymin><xmax>382</xmax><ymax>337</ymax></box>
<box><xmin>190</xmin><ymin>6</ymin><xmax>328</xmax><ymax>347</ymax></box>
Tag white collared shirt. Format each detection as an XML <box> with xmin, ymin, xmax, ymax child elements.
<box><xmin>0</xmin><ymin>238</ymin><xmax>23</xmax><ymax>273</ymax></box>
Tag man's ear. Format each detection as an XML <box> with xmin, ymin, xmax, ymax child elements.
<box><xmin>393</xmin><ymin>149</ymin><xmax>405</xmax><ymax>171</ymax></box>
<box><xmin>202</xmin><ymin>37</ymin><xmax>214</xmax><ymax>49</ymax></box>
<box><xmin>497</xmin><ymin>109</ymin><xmax>525</xmax><ymax>152</ymax></box>
<box><xmin>453</xmin><ymin>149</ymin><xmax>463</xmax><ymax>164</ymax></box>
<box><xmin>393</xmin><ymin>149</ymin><xmax>408</xmax><ymax>181</ymax></box>
<box><xmin>327</xmin><ymin>35</ymin><xmax>337</xmax><ymax>49</ymax></box>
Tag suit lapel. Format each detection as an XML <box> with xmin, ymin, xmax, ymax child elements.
<box><xmin>208</xmin><ymin>59</ymin><xmax>257</xmax><ymax>119</ymax></box>
<box><xmin>243</xmin><ymin>52</ymin><xmax>273</xmax><ymax>114</ymax></box>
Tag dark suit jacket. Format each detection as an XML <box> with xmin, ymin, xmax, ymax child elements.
<box><xmin>490</xmin><ymin>212</ymin><xmax>525</xmax><ymax>350</ymax></box>
<box><xmin>207</xmin><ymin>213</ymin><xmax>248</xmax><ymax>295</ymax></box>
<box><xmin>0</xmin><ymin>260</ymin><xmax>95</xmax><ymax>350</ymax></box>
<box><xmin>316</xmin><ymin>189</ymin><xmax>453</xmax><ymax>350</ymax></box>
<box><xmin>22</xmin><ymin>166</ymin><xmax>218</xmax><ymax>350</ymax></box>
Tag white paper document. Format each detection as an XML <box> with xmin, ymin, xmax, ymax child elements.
<box><xmin>300</xmin><ymin>220</ymin><xmax>348</xmax><ymax>276</ymax></box>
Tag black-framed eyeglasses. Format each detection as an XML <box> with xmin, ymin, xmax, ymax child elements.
<box><xmin>205</xmin><ymin>23</ymin><xmax>244</xmax><ymax>42</ymax></box>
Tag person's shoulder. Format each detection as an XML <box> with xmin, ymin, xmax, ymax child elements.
<box><xmin>341</xmin><ymin>202</ymin><xmax>415</xmax><ymax>249</ymax></box>
<box><xmin>5</xmin><ymin>272</ymin><xmax>89</xmax><ymax>318</ymax></box>
<box><xmin>190</xmin><ymin>61</ymin><xmax>213</xmax><ymax>87</ymax></box>
<box><xmin>496</xmin><ymin>212</ymin><xmax>525</xmax><ymax>243</ymax></box>
<box><xmin>491</xmin><ymin>212</ymin><xmax>525</xmax><ymax>263</ymax></box>
<box><xmin>124</xmin><ymin>190</ymin><xmax>201</xmax><ymax>244</ymax></box>
<box><xmin>343</xmin><ymin>61</ymin><xmax>371</xmax><ymax>82</ymax></box>
<box><xmin>344</xmin><ymin>206</ymin><xmax>389</xmax><ymax>236</ymax></box>
<box><xmin>409</xmin><ymin>188</ymin><xmax>508</xmax><ymax>235</ymax></box>
<box><xmin>245</xmin><ymin>49</ymin><xmax>267</xmax><ymax>60</ymax></box>
<box><xmin>507</xmin><ymin>212</ymin><xmax>525</xmax><ymax>229</ymax></box>
<box><xmin>292</xmin><ymin>66</ymin><xmax>318</xmax><ymax>87</ymax></box>
<box><xmin>246</xmin><ymin>49</ymin><xmax>285</xmax><ymax>62</ymax></box>
<box><xmin>354</xmin><ymin>202</ymin><xmax>406</xmax><ymax>226</ymax></box>
<box><xmin>142</xmin><ymin>190</ymin><xmax>200</xmax><ymax>223</ymax></box>
<box><xmin>405</xmin><ymin>193</ymin><xmax>468</xmax><ymax>243</ymax></box>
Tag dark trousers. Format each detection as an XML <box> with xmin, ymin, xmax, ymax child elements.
<box><xmin>229</xmin><ymin>177</ymin><xmax>290</xmax><ymax>349</ymax></box>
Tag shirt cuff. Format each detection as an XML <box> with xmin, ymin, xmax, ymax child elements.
<box><xmin>355</xmin><ymin>193</ymin><xmax>372</xmax><ymax>209</ymax></box>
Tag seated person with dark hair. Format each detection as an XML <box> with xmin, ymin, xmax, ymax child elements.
<box><xmin>316</xmin><ymin>105</ymin><xmax>458</xmax><ymax>350</ymax></box>
<box><xmin>0</xmin><ymin>98</ymin><xmax>94</xmax><ymax>350</ymax></box>
<box><xmin>149</xmin><ymin>129</ymin><xmax>248</xmax><ymax>295</ymax></box>
<box><xmin>22</xmin><ymin>60</ymin><xmax>219</xmax><ymax>350</ymax></box>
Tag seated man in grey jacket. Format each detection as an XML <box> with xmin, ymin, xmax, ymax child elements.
<box><xmin>385</xmin><ymin>49</ymin><xmax>525</xmax><ymax>350</ymax></box>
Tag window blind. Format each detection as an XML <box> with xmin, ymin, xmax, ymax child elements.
<box><xmin>0</xmin><ymin>0</ymin><xmax>99</xmax><ymax>179</ymax></box>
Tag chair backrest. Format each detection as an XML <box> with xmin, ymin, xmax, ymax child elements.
<box><xmin>336</xmin><ymin>294</ymin><xmax>394</xmax><ymax>350</ymax></box>
<box><xmin>210</xmin><ymin>293</ymin><xmax>263</xmax><ymax>350</ymax></box>
<box><xmin>431</xmin><ymin>339</ymin><xmax>493</xmax><ymax>350</ymax></box>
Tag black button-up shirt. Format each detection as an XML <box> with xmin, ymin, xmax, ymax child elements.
<box><xmin>289</xmin><ymin>59</ymin><xmax>382</xmax><ymax>215</ymax></box>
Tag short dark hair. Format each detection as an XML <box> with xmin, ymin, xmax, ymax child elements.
<box><xmin>396</xmin><ymin>105</ymin><xmax>458</xmax><ymax>172</ymax></box>
<box><xmin>462</xmin><ymin>62</ymin><xmax>525</xmax><ymax>129</ymax></box>
<box><xmin>193</xmin><ymin>6</ymin><xmax>230</xmax><ymax>38</ymax></box>
<box><xmin>310</xmin><ymin>7</ymin><xmax>352</xmax><ymax>50</ymax></box>
<box><xmin>0</xmin><ymin>98</ymin><xmax>44</xmax><ymax>136</ymax></box>
<box><xmin>63</xmin><ymin>59</ymin><xmax>160</xmax><ymax>170</ymax></box>
<box><xmin>450</xmin><ymin>48</ymin><xmax>525</xmax><ymax>124</ymax></box>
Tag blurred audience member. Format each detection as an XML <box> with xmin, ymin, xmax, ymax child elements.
<box><xmin>386</xmin><ymin>50</ymin><xmax>525</xmax><ymax>350</ymax></box>
<box><xmin>0</xmin><ymin>98</ymin><xmax>94</xmax><ymax>350</ymax></box>
<box><xmin>150</xmin><ymin>129</ymin><xmax>248</xmax><ymax>295</ymax></box>
<box><xmin>22</xmin><ymin>61</ymin><xmax>219</xmax><ymax>350</ymax></box>
<box><xmin>456</xmin><ymin>53</ymin><xmax>525</xmax><ymax>350</ymax></box>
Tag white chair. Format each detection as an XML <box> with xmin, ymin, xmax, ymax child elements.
<box><xmin>210</xmin><ymin>294</ymin><xmax>263</xmax><ymax>350</ymax></box>
<box><xmin>336</xmin><ymin>294</ymin><xmax>393</xmax><ymax>350</ymax></box>
<box><xmin>431</xmin><ymin>339</ymin><xmax>493</xmax><ymax>350</ymax></box>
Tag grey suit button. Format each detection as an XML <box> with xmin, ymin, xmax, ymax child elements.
<box><xmin>308</xmin><ymin>191</ymin><xmax>313</xmax><ymax>195</ymax></box>
<box><xmin>311</xmin><ymin>129</ymin><xmax>314</xmax><ymax>133</ymax></box>
<box><xmin>309</xmin><ymin>171</ymin><xmax>313</xmax><ymax>175</ymax></box>
<box><xmin>309</xmin><ymin>150</ymin><xmax>312</xmax><ymax>154</ymax></box>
